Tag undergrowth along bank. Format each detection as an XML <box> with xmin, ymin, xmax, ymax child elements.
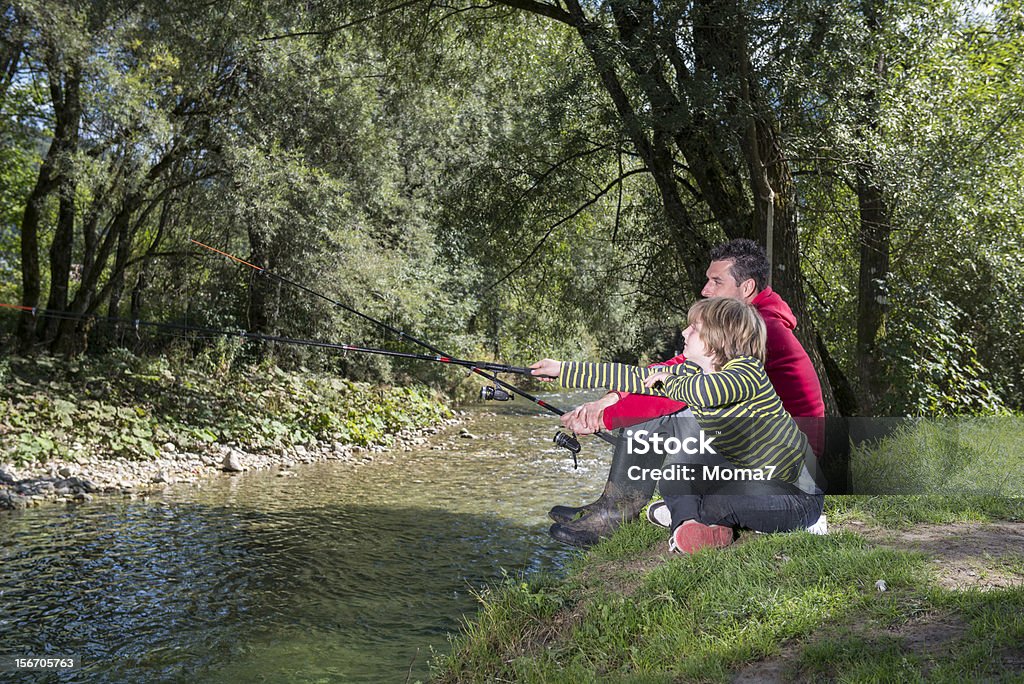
<box><xmin>0</xmin><ymin>351</ymin><xmax>452</xmax><ymax>467</ymax></box>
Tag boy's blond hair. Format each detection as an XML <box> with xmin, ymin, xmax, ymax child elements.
<box><xmin>688</xmin><ymin>297</ymin><xmax>766</xmax><ymax>370</ymax></box>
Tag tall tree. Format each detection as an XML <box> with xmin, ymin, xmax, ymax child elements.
<box><xmin>852</xmin><ymin>0</ymin><xmax>894</xmax><ymax>415</ymax></box>
<box><xmin>489</xmin><ymin>0</ymin><xmax>840</xmax><ymax>411</ymax></box>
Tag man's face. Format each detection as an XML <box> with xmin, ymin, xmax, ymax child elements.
<box><xmin>701</xmin><ymin>260</ymin><xmax>753</xmax><ymax>301</ymax></box>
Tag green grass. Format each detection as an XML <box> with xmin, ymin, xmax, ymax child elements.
<box><xmin>826</xmin><ymin>416</ymin><xmax>1024</xmax><ymax>528</ymax></box>
<box><xmin>851</xmin><ymin>417</ymin><xmax>1024</xmax><ymax>497</ymax></box>
<box><xmin>436</xmin><ymin>518</ymin><xmax>1024</xmax><ymax>682</ymax></box>
<box><xmin>825</xmin><ymin>494</ymin><xmax>1024</xmax><ymax>528</ymax></box>
<box><xmin>435</xmin><ymin>527</ymin><xmax>938</xmax><ymax>682</ymax></box>
<box><xmin>798</xmin><ymin>587</ymin><xmax>1024</xmax><ymax>683</ymax></box>
<box><xmin>435</xmin><ymin>414</ymin><xmax>1024</xmax><ymax>682</ymax></box>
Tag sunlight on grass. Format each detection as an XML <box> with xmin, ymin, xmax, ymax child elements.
<box><xmin>851</xmin><ymin>417</ymin><xmax>1024</xmax><ymax>497</ymax></box>
<box><xmin>436</xmin><ymin>418</ymin><xmax>1024</xmax><ymax>682</ymax></box>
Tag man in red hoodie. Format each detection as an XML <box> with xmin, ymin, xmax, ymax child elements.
<box><xmin>548</xmin><ymin>239</ymin><xmax>825</xmax><ymax>547</ymax></box>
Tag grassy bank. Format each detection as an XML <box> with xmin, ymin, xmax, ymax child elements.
<box><xmin>435</xmin><ymin>419</ymin><xmax>1024</xmax><ymax>682</ymax></box>
<box><xmin>0</xmin><ymin>351</ymin><xmax>452</xmax><ymax>468</ymax></box>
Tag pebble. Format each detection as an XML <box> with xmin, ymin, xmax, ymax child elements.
<box><xmin>222</xmin><ymin>452</ymin><xmax>244</xmax><ymax>472</ymax></box>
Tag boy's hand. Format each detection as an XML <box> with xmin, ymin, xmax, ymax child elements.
<box><xmin>644</xmin><ymin>370</ymin><xmax>672</xmax><ymax>388</ymax></box>
<box><xmin>529</xmin><ymin>359</ymin><xmax>561</xmax><ymax>381</ymax></box>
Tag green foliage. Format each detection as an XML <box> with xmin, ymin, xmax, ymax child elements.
<box><xmin>2</xmin><ymin>0</ymin><xmax>1023</xmax><ymax>417</ymax></box>
<box><xmin>876</xmin><ymin>284</ymin><xmax>1006</xmax><ymax>416</ymax></box>
<box><xmin>793</xmin><ymin>0</ymin><xmax>1024</xmax><ymax>414</ymax></box>
<box><xmin>0</xmin><ymin>353</ymin><xmax>450</xmax><ymax>467</ymax></box>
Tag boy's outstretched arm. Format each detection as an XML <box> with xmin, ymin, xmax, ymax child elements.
<box><xmin>529</xmin><ymin>358</ymin><xmax>562</xmax><ymax>381</ymax></box>
<box><xmin>556</xmin><ymin>361</ymin><xmax>691</xmax><ymax>398</ymax></box>
<box><xmin>557</xmin><ymin>360</ymin><xmax>761</xmax><ymax>409</ymax></box>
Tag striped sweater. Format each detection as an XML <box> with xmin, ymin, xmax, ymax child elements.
<box><xmin>560</xmin><ymin>357</ymin><xmax>814</xmax><ymax>488</ymax></box>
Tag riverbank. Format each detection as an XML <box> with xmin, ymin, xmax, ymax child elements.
<box><xmin>0</xmin><ymin>353</ymin><xmax>456</xmax><ymax>510</ymax></box>
<box><xmin>434</xmin><ymin>414</ymin><xmax>1024</xmax><ymax>682</ymax></box>
<box><xmin>435</xmin><ymin>495</ymin><xmax>1024</xmax><ymax>682</ymax></box>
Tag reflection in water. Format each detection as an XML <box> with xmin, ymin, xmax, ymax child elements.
<box><xmin>0</xmin><ymin>393</ymin><xmax>609</xmax><ymax>682</ymax></box>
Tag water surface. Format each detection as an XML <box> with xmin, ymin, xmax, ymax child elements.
<box><xmin>1</xmin><ymin>392</ymin><xmax>610</xmax><ymax>682</ymax></box>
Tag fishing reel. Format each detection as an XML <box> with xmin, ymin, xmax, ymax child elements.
<box><xmin>553</xmin><ymin>430</ymin><xmax>581</xmax><ymax>469</ymax></box>
<box><xmin>480</xmin><ymin>384</ymin><xmax>514</xmax><ymax>401</ymax></box>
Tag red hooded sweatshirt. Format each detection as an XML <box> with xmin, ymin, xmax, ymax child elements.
<box><xmin>601</xmin><ymin>287</ymin><xmax>825</xmax><ymax>431</ymax></box>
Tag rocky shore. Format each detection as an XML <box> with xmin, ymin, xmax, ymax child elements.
<box><xmin>0</xmin><ymin>416</ymin><xmax>463</xmax><ymax>511</ymax></box>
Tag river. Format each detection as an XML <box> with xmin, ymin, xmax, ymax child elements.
<box><xmin>0</xmin><ymin>391</ymin><xmax>609</xmax><ymax>682</ymax></box>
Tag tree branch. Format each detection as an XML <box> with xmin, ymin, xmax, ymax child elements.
<box><xmin>486</xmin><ymin>167</ymin><xmax>648</xmax><ymax>291</ymax></box>
<box><xmin>492</xmin><ymin>0</ymin><xmax>574</xmax><ymax>24</ymax></box>
<box><xmin>519</xmin><ymin>143</ymin><xmax>613</xmax><ymax>200</ymax></box>
<box><xmin>260</xmin><ymin>0</ymin><xmax>428</xmax><ymax>41</ymax></box>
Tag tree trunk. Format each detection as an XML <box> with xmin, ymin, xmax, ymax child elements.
<box><xmin>565</xmin><ymin>0</ymin><xmax>709</xmax><ymax>292</ymax></box>
<box><xmin>0</xmin><ymin>5</ymin><xmax>23</xmax><ymax>103</ymax></box>
<box><xmin>44</xmin><ymin>64</ymin><xmax>82</xmax><ymax>344</ymax></box>
<box><xmin>853</xmin><ymin>0</ymin><xmax>892</xmax><ymax>415</ymax></box>
<box><xmin>130</xmin><ymin>198</ymin><xmax>173</xmax><ymax>325</ymax></box>
<box><xmin>497</xmin><ymin>0</ymin><xmax>843</xmax><ymax>413</ymax></box>
<box><xmin>53</xmin><ymin>203</ymin><xmax>132</xmax><ymax>352</ymax></box>
<box><xmin>244</xmin><ymin>226</ymin><xmax>276</xmax><ymax>362</ymax></box>
<box><xmin>51</xmin><ymin>144</ymin><xmax>180</xmax><ymax>352</ymax></box>
<box><xmin>854</xmin><ymin>162</ymin><xmax>891</xmax><ymax>414</ymax></box>
<box><xmin>106</xmin><ymin>206</ymin><xmax>134</xmax><ymax>345</ymax></box>
<box><xmin>690</xmin><ymin>0</ymin><xmax>840</xmax><ymax>414</ymax></box>
<box><xmin>18</xmin><ymin>52</ymin><xmax>86</xmax><ymax>349</ymax></box>
<box><xmin>15</xmin><ymin>180</ymin><xmax>50</xmax><ymax>351</ymax></box>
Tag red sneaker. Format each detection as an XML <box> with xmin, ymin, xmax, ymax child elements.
<box><xmin>670</xmin><ymin>520</ymin><xmax>734</xmax><ymax>554</ymax></box>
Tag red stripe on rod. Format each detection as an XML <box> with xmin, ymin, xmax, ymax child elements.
<box><xmin>190</xmin><ymin>239</ymin><xmax>265</xmax><ymax>272</ymax></box>
<box><xmin>0</xmin><ymin>303</ymin><xmax>34</xmax><ymax>312</ymax></box>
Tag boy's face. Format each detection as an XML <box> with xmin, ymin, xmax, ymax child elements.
<box><xmin>682</xmin><ymin>320</ymin><xmax>713</xmax><ymax>369</ymax></box>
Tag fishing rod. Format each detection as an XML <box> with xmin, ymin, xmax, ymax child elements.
<box><xmin>190</xmin><ymin>239</ymin><xmax>618</xmax><ymax>461</ymax></box>
<box><xmin>0</xmin><ymin>303</ymin><xmax>536</xmax><ymax>375</ymax></box>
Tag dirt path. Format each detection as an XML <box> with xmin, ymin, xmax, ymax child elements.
<box><xmin>850</xmin><ymin>520</ymin><xmax>1024</xmax><ymax>590</ymax></box>
<box><xmin>731</xmin><ymin>520</ymin><xmax>1024</xmax><ymax>682</ymax></box>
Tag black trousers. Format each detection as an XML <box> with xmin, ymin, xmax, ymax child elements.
<box><xmin>631</xmin><ymin>410</ymin><xmax>824</xmax><ymax>533</ymax></box>
<box><xmin>664</xmin><ymin>485</ymin><xmax>824</xmax><ymax>533</ymax></box>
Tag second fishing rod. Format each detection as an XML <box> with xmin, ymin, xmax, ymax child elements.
<box><xmin>191</xmin><ymin>239</ymin><xmax>618</xmax><ymax>460</ymax></box>
<box><xmin>0</xmin><ymin>303</ymin><xmax>538</xmax><ymax>376</ymax></box>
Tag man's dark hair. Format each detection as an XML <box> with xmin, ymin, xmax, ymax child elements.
<box><xmin>709</xmin><ymin>239</ymin><xmax>770</xmax><ymax>292</ymax></box>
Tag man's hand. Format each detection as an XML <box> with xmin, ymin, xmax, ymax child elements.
<box><xmin>561</xmin><ymin>392</ymin><xmax>620</xmax><ymax>435</ymax></box>
<box><xmin>529</xmin><ymin>358</ymin><xmax>561</xmax><ymax>381</ymax></box>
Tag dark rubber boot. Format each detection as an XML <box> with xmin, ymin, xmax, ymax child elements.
<box><xmin>548</xmin><ymin>502</ymin><xmax>592</xmax><ymax>524</ymax></box>
<box><xmin>547</xmin><ymin>428</ymin><xmax>667</xmax><ymax>547</ymax></box>
<box><xmin>548</xmin><ymin>482</ymin><xmax>654</xmax><ymax>547</ymax></box>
